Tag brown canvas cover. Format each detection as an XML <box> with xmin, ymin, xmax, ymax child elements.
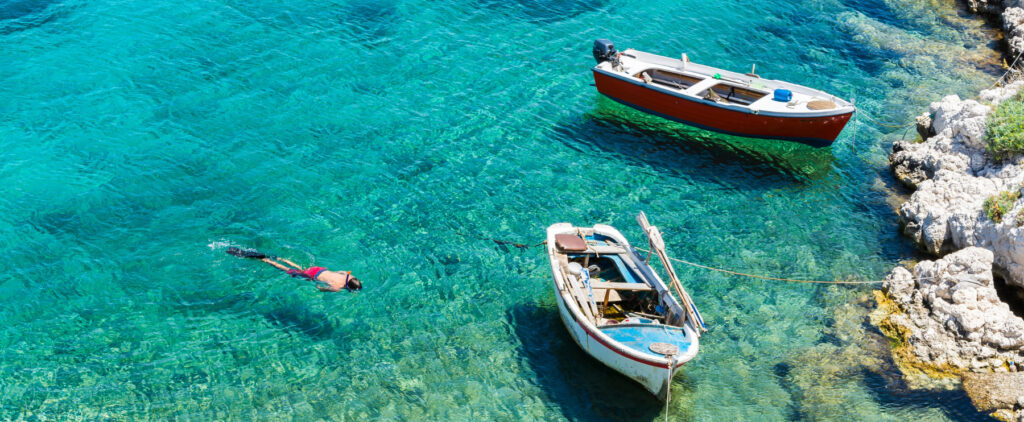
<box><xmin>555</xmin><ymin>234</ymin><xmax>587</xmax><ymax>252</ymax></box>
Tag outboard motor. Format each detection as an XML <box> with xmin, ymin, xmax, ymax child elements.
<box><xmin>593</xmin><ymin>39</ymin><xmax>616</xmax><ymax>63</ymax></box>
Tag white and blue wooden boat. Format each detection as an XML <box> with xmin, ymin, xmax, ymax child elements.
<box><xmin>545</xmin><ymin>212</ymin><xmax>706</xmax><ymax>400</ymax></box>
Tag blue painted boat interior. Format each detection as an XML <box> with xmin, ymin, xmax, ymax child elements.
<box><xmin>599</xmin><ymin>324</ymin><xmax>692</xmax><ymax>355</ymax></box>
<box><xmin>568</xmin><ymin>254</ymin><xmax>644</xmax><ymax>285</ymax></box>
<box><xmin>602</xmin><ymin>255</ymin><xmax>643</xmax><ymax>284</ymax></box>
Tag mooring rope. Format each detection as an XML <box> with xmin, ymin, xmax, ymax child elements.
<box><xmin>632</xmin><ymin>246</ymin><xmax>887</xmax><ymax>284</ymax></box>
<box><xmin>454</xmin><ymin>231</ymin><xmax>546</xmax><ymax>249</ymax></box>
<box><xmin>857</xmin><ymin>110</ymin><xmax>916</xmax><ymax>129</ymax></box>
<box><xmin>663</xmin><ymin>356</ymin><xmax>674</xmax><ymax>422</ymax></box>
<box><xmin>851</xmin><ymin>107</ymin><xmax>858</xmax><ymax>152</ymax></box>
<box><xmin>990</xmin><ymin>48</ymin><xmax>1024</xmax><ymax>90</ymax></box>
<box><xmin>466</xmin><ymin>232</ymin><xmax>894</xmax><ymax>285</ymax></box>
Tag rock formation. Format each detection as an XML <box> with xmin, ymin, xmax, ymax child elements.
<box><xmin>966</xmin><ymin>0</ymin><xmax>1024</xmax><ymax>57</ymax></box>
<box><xmin>881</xmin><ymin>4</ymin><xmax>1024</xmax><ymax>420</ymax></box>
<box><xmin>881</xmin><ymin>248</ymin><xmax>1024</xmax><ymax>369</ymax></box>
<box><xmin>890</xmin><ymin>81</ymin><xmax>1024</xmax><ymax>285</ymax></box>
<box><xmin>878</xmin><ymin>248</ymin><xmax>1024</xmax><ymax>420</ymax></box>
<box><xmin>963</xmin><ymin>372</ymin><xmax>1024</xmax><ymax>421</ymax></box>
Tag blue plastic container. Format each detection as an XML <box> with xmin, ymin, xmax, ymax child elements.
<box><xmin>772</xmin><ymin>89</ymin><xmax>792</xmax><ymax>102</ymax></box>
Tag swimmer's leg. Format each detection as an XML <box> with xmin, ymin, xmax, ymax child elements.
<box><xmin>279</xmin><ymin>258</ymin><xmax>304</xmax><ymax>269</ymax></box>
<box><xmin>260</xmin><ymin>258</ymin><xmax>293</xmax><ymax>272</ymax></box>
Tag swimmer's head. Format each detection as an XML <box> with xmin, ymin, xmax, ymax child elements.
<box><xmin>346</xmin><ymin>276</ymin><xmax>362</xmax><ymax>291</ymax></box>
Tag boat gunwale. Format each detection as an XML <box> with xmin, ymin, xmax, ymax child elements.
<box><xmin>620</xmin><ymin>48</ymin><xmax>853</xmax><ymax>105</ymax></box>
<box><xmin>593</xmin><ymin>67</ymin><xmax>854</xmax><ymax>119</ymax></box>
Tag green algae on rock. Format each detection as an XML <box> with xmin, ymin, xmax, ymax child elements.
<box><xmin>871</xmin><ymin>289</ymin><xmax>965</xmax><ymax>389</ymax></box>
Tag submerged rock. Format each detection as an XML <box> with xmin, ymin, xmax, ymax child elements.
<box><xmin>962</xmin><ymin>372</ymin><xmax>1024</xmax><ymax>412</ymax></box>
<box><xmin>966</xmin><ymin>1</ymin><xmax>1024</xmax><ymax>56</ymax></box>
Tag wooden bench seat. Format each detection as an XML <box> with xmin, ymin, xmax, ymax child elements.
<box><xmin>592</xmin><ymin>288</ymin><xmax>621</xmax><ymax>303</ymax></box>
<box><xmin>571</xmin><ymin>283</ymin><xmax>648</xmax><ymax>310</ymax></box>
<box><xmin>588</xmin><ymin>281</ymin><xmax>653</xmax><ymax>291</ymax></box>
<box><xmin>588</xmin><ymin>245</ymin><xmax>627</xmax><ymax>255</ymax></box>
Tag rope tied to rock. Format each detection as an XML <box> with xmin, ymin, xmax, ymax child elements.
<box><xmin>989</xmin><ymin>48</ymin><xmax>1024</xmax><ymax>90</ymax></box>
<box><xmin>632</xmin><ymin>246</ymin><xmax>888</xmax><ymax>285</ymax></box>
<box><xmin>468</xmin><ymin>235</ymin><xmax>949</xmax><ymax>285</ymax></box>
<box><xmin>857</xmin><ymin>109</ymin><xmax>917</xmax><ymax>129</ymax></box>
<box><xmin>849</xmin><ymin>103</ymin><xmax>915</xmax><ymax>152</ymax></box>
<box><xmin>469</xmin><ymin>232</ymin><xmax>890</xmax><ymax>284</ymax></box>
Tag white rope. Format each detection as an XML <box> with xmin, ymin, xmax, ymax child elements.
<box><xmin>629</xmin><ymin>246</ymin><xmax>945</xmax><ymax>285</ymax></box>
<box><xmin>664</xmin><ymin>356</ymin><xmax>673</xmax><ymax>422</ymax></box>
<box><xmin>851</xmin><ymin>107</ymin><xmax>858</xmax><ymax>152</ymax></box>
<box><xmin>990</xmin><ymin>48</ymin><xmax>1024</xmax><ymax>90</ymax></box>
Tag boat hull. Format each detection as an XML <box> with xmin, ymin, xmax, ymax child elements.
<box><xmin>551</xmin><ymin>280</ymin><xmax>682</xmax><ymax>400</ymax></box>
<box><xmin>593</xmin><ymin>70</ymin><xmax>852</xmax><ymax>146</ymax></box>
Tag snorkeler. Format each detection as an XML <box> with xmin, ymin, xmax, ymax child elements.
<box><xmin>226</xmin><ymin>247</ymin><xmax>362</xmax><ymax>292</ymax></box>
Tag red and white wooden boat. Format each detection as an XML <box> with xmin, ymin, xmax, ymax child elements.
<box><xmin>591</xmin><ymin>39</ymin><xmax>855</xmax><ymax>146</ymax></box>
<box><xmin>546</xmin><ymin>212</ymin><xmax>705</xmax><ymax>400</ymax></box>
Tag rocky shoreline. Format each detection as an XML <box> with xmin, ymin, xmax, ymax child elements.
<box><xmin>969</xmin><ymin>0</ymin><xmax>1024</xmax><ymax>58</ymax></box>
<box><xmin>878</xmin><ymin>1</ymin><xmax>1024</xmax><ymax>420</ymax></box>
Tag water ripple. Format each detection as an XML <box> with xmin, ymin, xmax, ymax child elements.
<box><xmin>0</xmin><ymin>0</ymin><xmax>1003</xmax><ymax>419</ymax></box>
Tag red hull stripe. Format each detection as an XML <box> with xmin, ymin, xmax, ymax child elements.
<box><xmin>575</xmin><ymin>318</ymin><xmax>682</xmax><ymax>369</ymax></box>
<box><xmin>593</xmin><ymin>70</ymin><xmax>852</xmax><ymax>146</ymax></box>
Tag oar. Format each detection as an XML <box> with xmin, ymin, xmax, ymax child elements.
<box><xmin>641</xmin><ymin>219</ymin><xmax>704</xmax><ymax>334</ymax></box>
<box><xmin>637</xmin><ymin>212</ymin><xmax>707</xmax><ymax>335</ymax></box>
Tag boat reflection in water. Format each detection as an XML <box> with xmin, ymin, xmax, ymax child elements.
<box><xmin>567</xmin><ymin>104</ymin><xmax>838</xmax><ymax>182</ymax></box>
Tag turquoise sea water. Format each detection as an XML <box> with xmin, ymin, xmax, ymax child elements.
<box><xmin>0</xmin><ymin>0</ymin><xmax>1008</xmax><ymax>419</ymax></box>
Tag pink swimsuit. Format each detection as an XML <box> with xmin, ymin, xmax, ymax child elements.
<box><xmin>288</xmin><ymin>266</ymin><xmax>327</xmax><ymax>280</ymax></box>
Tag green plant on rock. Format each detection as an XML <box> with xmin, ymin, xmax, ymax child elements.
<box><xmin>986</xmin><ymin>93</ymin><xmax>1024</xmax><ymax>160</ymax></box>
<box><xmin>983</xmin><ymin>189</ymin><xmax>1021</xmax><ymax>223</ymax></box>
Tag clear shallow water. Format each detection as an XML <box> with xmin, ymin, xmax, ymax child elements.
<box><xmin>0</xmin><ymin>0</ymin><xmax>1006</xmax><ymax>419</ymax></box>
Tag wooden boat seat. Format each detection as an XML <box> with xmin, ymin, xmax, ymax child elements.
<box><xmin>592</xmin><ymin>288</ymin><xmax>622</xmax><ymax>303</ymax></box>
<box><xmin>646</xmin><ymin>69</ymin><xmax>701</xmax><ymax>90</ymax></box>
<box><xmin>588</xmin><ymin>245</ymin><xmax>626</xmax><ymax>255</ymax></box>
<box><xmin>589</xmin><ymin>281</ymin><xmax>653</xmax><ymax>291</ymax></box>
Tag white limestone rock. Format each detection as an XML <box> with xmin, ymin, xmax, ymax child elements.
<box><xmin>1004</xmin><ymin>7</ymin><xmax>1024</xmax><ymax>57</ymax></box>
<box><xmin>979</xmin><ymin>81</ymin><xmax>1024</xmax><ymax>106</ymax></box>
<box><xmin>882</xmin><ymin>248</ymin><xmax>1024</xmax><ymax>370</ymax></box>
<box><xmin>890</xmin><ymin>83</ymin><xmax>1024</xmax><ymax>287</ymax></box>
<box><xmin>898</xmin><ymin>170</ymin><xmax>1000</xmax><ymax>254</ymax></box>
<box><xmin>889</xmin><ymin>94</ymin><xmax>996</xmax><ymax>188</ymax></box>
<box><xmin>884</xmin><ymin>3</ymin><xmax>1024</xmax><ymax>417</ymax></box>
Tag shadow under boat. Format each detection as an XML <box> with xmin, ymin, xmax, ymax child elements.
<box><xmin>556</xmin><ymin>96</ymin><xmax>838</xmax><ymax>183</ymax></box>
<box><xmin>508</xmin><ymin>302</ymin><xmax>687</xmax><ymax>421</ymax></box>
